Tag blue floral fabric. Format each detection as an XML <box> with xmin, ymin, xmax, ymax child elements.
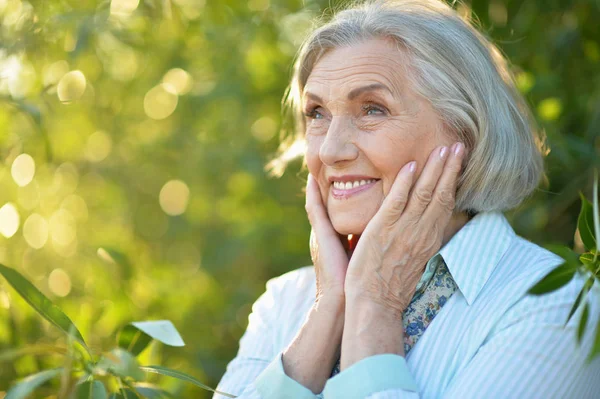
<box><xmin>330</xmin><ymin>255</ymin><xmax>457</xmax><ymax>377</ymax></box>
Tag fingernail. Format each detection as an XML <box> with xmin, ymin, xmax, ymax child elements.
<box><xmin>439</xmin><ymin>146</ymin><xmax>448</xmax><ymax>159</ymax></box>
<box><xmin>408</xmin><ymin>161</ymin><xmax>416</xmax><ymax>173</ymax></box>
<box><xmin>454</xmin><ymin>142</ymin><xmax>464</xmax><ymax>156</ymax></box>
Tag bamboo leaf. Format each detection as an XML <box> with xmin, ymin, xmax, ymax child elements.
<box><xmin>0</xmin><ymin>264</ymin><xmax>88</xmax><ymax>352</ymax></box>
<box><xmin>117</xmin><ymin>325</ymin><xmax>153</xmax><ymax>357</ymax></box>
<box><xmin>131</xmin><ymin>320</ymin><xmax>185</xmax><ymax>347</ymax></box>
<box><xmin>577</xmin><ymin>302</ymin><xmax>589</xmax><ymax>344</ymax></box>
<box><xmin>73</xmin><ymin>380</ymin><xmax>107</xmax><ymax>399</ymax></box>
<box><xmin>592</xmin><ymin>169</ymin><xmax>599</xmax><ymax>262</ymax></box>
<box><xmin>133</xmin><ymin>383</ymin><xmax>174</xmax><ymax>398</ymax></box>
<box><xmin>578</xmin><ymin>192</ymin><xmax>596</xmax><ymax>252</ymax></box>
<box><xmin>565</xmin><ymin>276</ymin><xmax>594</xmax><ymax>326</ymax></box>
<box><xmin>109</xmin><ymin>388</ymin><xmax>139</xmax><ymax>399</ymax></box>
<box><xmin>528</xmin><ymin>264</ymin><xmax>577</xmax><ymax>295</ymax></box>
<box><xmin>5</xmin><ymin>368</ymin><xmax>62</xmax><ymax>399</ymax></box>
<box><xmin>140</xmin><ymin>365</ymin><xmax>237</xmax><ymax>398</ymax></box>
<box><xmin>587</xmin><ymin>313</ymin><xmax>600</xmax><ymax>363</ymax></box>
<box><xmin>97</xmin><ymin>348</ymin><xmax>144</xmax><ymax>381</ymax></box>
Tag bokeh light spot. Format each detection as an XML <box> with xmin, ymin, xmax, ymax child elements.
<box><xmin>43</xmin><ymin>60</ymin><xmax>69</xmax><ymax>87</ymax></box>
<box><xmin>538</xmin><ymin>98</ymin><xmax>562</xmax><ymax>121</ymax></box>
<box><xmin>23</xmin><ymin>213</ymin><xmax>49</xmax><ymax>249</ymax></box>
<box><xmin>49</xmin><ymin>209</ymin><xmax>76</xmax><ymax>246</ymax></box>
<box><xmin>57</xmin><ymin>70</ymin><xmax>87</xmax><ymax>103</ymax></box>
<box><xmin>11</xmin><ymin>153</ymin><xmax>35</xmax><ymax>187</ymax></box>
<box><xmin>144</xmin><ymin>83</ymin><xmax>178</xmax><ymax>120</ymax></box>
<box><xmin>85</xmin><ymin>130</ymin><xmax>113</xmax><ymax>162</ymax></box>
<box><xmin>516</xmin><ymin>71</ymin><xmax>535</xmax><ymax>94</ymax></box>
<box><xmin>110</xmin><ymin>0</ymin><xmax>140</xmax><ymax>16</ymax></box>
<box><xmin>0</xmin><ymin>203</ymin><xmax>20</xmax><ymax>238</ymax></box>
<box><xmin>162</xmin><ymin>68</ymin><xmax>193</xmax><ymax>95</ymax></box>
<box><xmin>159</xmin><ymin>180</ymin><xmax>190</xmax><ymax>216</ymax></box>
<box><xmin>48</xmin><ymin>268</ymin><xmax>72</xmax><ymax>297</ymax></box>
<box><xmin>251</xmin><ymin>116</ymin><xmax>277</xmax><ymax>142</ymax></box>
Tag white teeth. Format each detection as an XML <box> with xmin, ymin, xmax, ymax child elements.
<box><xmin>332</xmin><ymin>179</ymin><xmax>377</xmax><ymax>190</ymax></box>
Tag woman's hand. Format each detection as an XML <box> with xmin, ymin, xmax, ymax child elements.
<box><xmin>344</xmin><ymin>142</ymin><xmax>465</xmax><ymax>318</ymax></box>
<box><xmin>305</xmin><ymin>173</ymin><xmax>353</xmax><ymax>302</ymax></box>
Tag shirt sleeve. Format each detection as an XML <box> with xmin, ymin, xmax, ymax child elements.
<box><xmin>321</xmin><ymin>354</ymin><xmax>419</xmax><ymax>399</ymax></box>
<box><xmin>212</xmin><ymin>272</ymin><xmax>318</xmax><ymax>399</ymax></box>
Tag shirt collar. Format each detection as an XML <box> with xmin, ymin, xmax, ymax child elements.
<box><xmin>438</xmin><ymin>211</ymin><xmax>515</xmax><ymax>305</ymax></box>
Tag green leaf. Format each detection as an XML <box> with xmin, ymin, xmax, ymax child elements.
<box><xmin>5</xmin><ymin>368</ymin><xmax>62</xmax><ymax>399</ymax></box>
<box><xmin>565</xmin><ymin>276</ymin><xmax>594</xmax><ymax>326</ymax></box>
<box><xmin>580</xmin><ymin>252</ymin><xmax>595</xmax><ymax>265</ymax></box>
<box><xmin>0</xmin><ymin>344</ymin><xmax>67</xmax><ymax>362</ymax></box>
<box><xmin>109</xmin><ymin>389</ymin><xmax>139</xmax><ymax>399</ymax></box>
<box><xmin>117</xmin><ymin>325</ymin><xmax>153</xmax><ymax>357</ymax></box>
<box><xmin>140</xmin><ymin>365</ymin><xmax>237</xmax><ymax>398</ymax></box>
<box><xmin>588</xmin><ymin>313</ymin><xmax>600</xmax><ymax>363</ymax></box>
<box><xmin>578</xmin><ymin>192</ymin><xmax>596</xmax><ymax>252</ymax></box>
<box><xmin>133</xmin><ymin>383</ymin><xmax>174</xmax><ymax>398</ymax></box>
<box><xmin>593</xmin><ymin>170</ymin><xmax>600</xmax><ymax>262</ymax></box>
<box><xmin>545</xmin><ymin>244</ymin><xmax>580</xmax><ymax>267</ymax></box>
<box><xmin>131</xmin><ymin>321</ymin><xmax>185</xmax><ymax>347</ymax></box>
<box><xmin>97</xmin><ymin>348</ymin><xmax>144</xmax><ymax>381</ymax></box>
<box><xmin>0</xmin><ymin>264</ymin><xmax>88</xmax><ymax>351</ymax></box>
<box><xmin>577</xmin><ymin>302</ymin><xmax>589</xmax><ymax>344</ymax></box>
<box><xmin>73</xmin><ymin>380</ymin><xmax>107</xmax><ymax>399</ymax></box>
<box><xmin>528</xmin><ymin>264</ymin><xmax>577</xmax><ymax>295</ymax></box>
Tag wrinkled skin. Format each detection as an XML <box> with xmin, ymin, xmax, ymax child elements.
<box><xmin>303</xmin><ymin>37</ymin><xmax>469</xmax><ymax>311</ymax></box>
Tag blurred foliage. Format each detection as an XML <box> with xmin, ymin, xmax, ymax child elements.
<box><xmin>0</xmin><ymin>0</ymin><xmax>598</xmax><ymax>397</ymax></box>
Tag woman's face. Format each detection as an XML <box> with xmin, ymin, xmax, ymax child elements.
<box><xmin>303</xmin><ymin>37</ymin><xmax>455</xmax><ymax>235</ymax></box>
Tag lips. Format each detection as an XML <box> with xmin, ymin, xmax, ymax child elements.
<box><xmin>329</xmin><ymin>176</ymin><xmax>380</xmax><ymax>199</ymax></box>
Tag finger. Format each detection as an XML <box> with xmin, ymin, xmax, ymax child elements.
<box><xmin>370</xmin><ymin>160</ymin><xmax>417</xmax><ymax>227</ymax></box>
<box><xmin>403</xmin><ymin>145</ymin><xmax>450</xmax><ymax>221</ymax></box>
<box><xmin>305</xmin><ymin>174</ymin><xmax>338</xmax><ymax>238</ymax></box>
<box><xmin>423</xmin><ymin>142</ymin><xmax>466</xmax><ymax>222</ymax></box>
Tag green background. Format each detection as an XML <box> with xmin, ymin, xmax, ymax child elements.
<box><xmin>0</xmin><ymin>0</ymin><xmax>598</xmax><ymax>397</ymax></box>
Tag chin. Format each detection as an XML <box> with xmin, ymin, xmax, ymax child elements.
<box><xmin>330</xmin><ymin>213</ymin><xmax>369</xmax><ymax>236</ymax></box>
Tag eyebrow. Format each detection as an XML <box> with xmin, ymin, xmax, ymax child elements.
<box><xmin>303</xmin><ymin>83</ymin><xmax>394</xmax><ymax>104</ymax></box>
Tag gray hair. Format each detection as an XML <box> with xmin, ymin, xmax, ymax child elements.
<box><xmin>268</xmin><ymin>0</ymin><xmax>548</xmax><ymax>213</ymax></box>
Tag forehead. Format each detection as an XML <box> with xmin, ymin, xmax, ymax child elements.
<box><xmin>303</xmin><ymin>38</ymin><xmax>410</xmax><ymax>99</ymax></box>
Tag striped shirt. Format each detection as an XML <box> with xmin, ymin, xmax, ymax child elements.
<box><xmin>213</xmin><ymin>211</ymin><xmax>600</xmax><ymax>398</ymax></box>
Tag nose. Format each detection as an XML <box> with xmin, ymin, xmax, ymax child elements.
<box><xmin>319</xmin><ymin>116</ymin><xmax>359</xmax><ymax>166</ymax></box>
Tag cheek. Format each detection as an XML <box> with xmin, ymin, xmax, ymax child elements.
<box><xmin>305</xmin><ymin>136</ymin><xmax>324</xmax><ymax>176</ymax></box>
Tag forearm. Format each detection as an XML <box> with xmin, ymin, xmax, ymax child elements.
<box><xmin>340</xmin><ymin>299</ymin><xmax>404</xmax><ymax>370</ymax></box>
<box><xmin>282</xmin><ymin>295</ymin><xmax>345</xmax><ymax>393</ymax></box>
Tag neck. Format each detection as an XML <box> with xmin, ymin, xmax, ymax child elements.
<box><xmin>442</xmin><ymin>210</ymin><xmax>472</xmax><ymax>248</ymax></box>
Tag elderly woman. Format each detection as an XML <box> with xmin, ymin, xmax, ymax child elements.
<box><xmin>214</xmin><ymin>1</ymin><xmax>599</xmax><ymax>398</ymax></box>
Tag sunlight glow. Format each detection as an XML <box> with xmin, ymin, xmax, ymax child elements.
<box><xmin>0</xmin><ymin>203</ymin><xmax>20</xmax><ymax>238</ymax></box>
<box><xmin>144</xmin><ymin>83</ymin><xmax>178</xmax><ymax>120</ymax></box>
<box><xmin>23</xmin><ymin>213</ymin><xmax>49</xmax><ymax>249</ymax></box>
<box><xmin>11</xmin><ymin>153</ymin><xmax>35</xmax><ymax>187</ymax></box>
<box><xmin>57</xmin><ymin>70</ymin><xmax>87</xmax><ymax>103</ymax></box>
<box><xmin>163</xmin><ymin>68</ymin><xmax>193</xmax><ymax>95</ymax></box>
<box><xmin>159</xmin><ymin>180</ymin><xmax>190</xmax><ymax>216</ymax></box>
<box><xmin>48</xmin><ymin>268</ymin><xmax>72</xmax><ymax>297</ymax></box>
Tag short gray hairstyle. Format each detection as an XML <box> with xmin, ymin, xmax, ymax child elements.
<box><xmin>268</xmin><ymin>0</ymin><xmax>548</xmax><ymax>213</ymax></box>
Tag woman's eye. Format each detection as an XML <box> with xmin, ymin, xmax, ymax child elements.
<box><xmin>304</xmin><ymin>107</ymin><xmax>324</xmax><ymax>120</ymax></box>
<box><xmin>362</xmin><ymin>104</ymin><xmax>386</xmax><ymax>116</ymax></box>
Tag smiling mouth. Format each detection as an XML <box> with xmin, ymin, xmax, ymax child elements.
<box><xmin>331</xmin><ymin>179</ymin><xmax>380</xmax><ymax>199</ymax></box>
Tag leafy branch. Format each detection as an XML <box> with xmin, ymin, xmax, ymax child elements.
<box><xmin>528</xmin><ymin>169</ymin><xmax>600</xmax><ymax>362</ymax></box>
<box><xmin>0</xmin><ymin>264</ymin><xmax>237</xmax><ymax>398</ymax></box>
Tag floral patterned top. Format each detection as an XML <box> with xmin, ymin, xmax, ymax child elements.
<box><xmin>330</xmin><ymin>254</ymin><xmax>457</xmax><ymax>377</ymax></box>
